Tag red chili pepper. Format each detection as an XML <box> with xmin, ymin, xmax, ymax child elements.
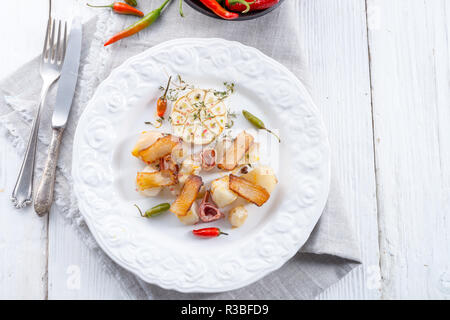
<box><xmin>226</xmin><ymin>0</ymin><xmax>279</xmax><ymax>13</ymax></box>
<box><xmin>104</xmin><ymin>0</ymin><xmax>171</xmax><ymax>46</ymax></box>
<box><xmin>87</xmin><ymin>2</ymin><xmax>144</xmax><ymax>17</ymax></box>
<box><xmin>199</xmin><ymin>0</ymin><xmax>239</xmax><ymax>20</ymax></box>
<box><xmin>157</xmin><ymin>76</ymin><xmax>171</xmax><ymax>117</ymax></box>
<box><xmin>192</xmin><ymin>227</ymin><xmax>228</xmax><ymax>238</ymax></box>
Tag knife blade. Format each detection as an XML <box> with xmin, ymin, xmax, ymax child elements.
<box><xmin>52</xmin><ymin>17</ymin><xmax>82</xmax><ymax>128</ymax></box>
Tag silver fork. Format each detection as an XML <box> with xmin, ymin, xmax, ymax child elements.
<box><xmin>11</xmin><ymin>18</ymin><xmax>67</xmax><ymax>209</ymax></box>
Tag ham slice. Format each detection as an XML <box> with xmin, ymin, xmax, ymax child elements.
<box><xmin>198</xmin><ymin>190</ymin><xmax>223</xmax><ymax>223</ymax></box>
<box><xmin>200</xmin><ymin>148</ymin><xmax>216</xmax><ymax>171</ymax></box>
<box><xmin>159</xmin><ymin>155</ymin><xmax>179</xmax><ymax>174</ymax></box>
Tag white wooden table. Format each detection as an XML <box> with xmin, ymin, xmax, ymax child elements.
<box><xmin>1</xmin><ymin>0</ymin><xmax>449</xmax><ymax>300</ymax></box>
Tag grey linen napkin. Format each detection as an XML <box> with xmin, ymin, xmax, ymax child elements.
<box><xmin>0</xmin><ymin>1</ymin><xmax>361</xmax><ymax>299</ymax></box>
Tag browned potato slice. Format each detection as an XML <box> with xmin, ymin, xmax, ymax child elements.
<box><xmin>229</xmin><ymin>174</ymin><xmax>270</xmax><ymax>207</ymax></box>
<box><xmin>131</xmin><ymin>131</ymin><xmax>163</xmax><ymax>158</ymax></box>
<box><xmin>138</xmin><ymin>135</ymin><xmax>179</xmax><ymax>164</ymax></box>
<box><xmin>136</xmin><ymin>170</ymin><xmax>178</xmax><ymax>190</ymax></box>
<box><xmin>170</xmin><ymin>175</ymin><xmax>203</xmax><ymax>217</ymax></box>
<box><xmin>217</xmin><ymin>131</ymin><xmax>254</xmax><ymax>171</ymax></box>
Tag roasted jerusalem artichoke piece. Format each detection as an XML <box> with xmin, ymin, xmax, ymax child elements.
<box><xmin>170</xmin><ymin>175</ymin><xmax>203</xmax><ymax>217</ymax></box>
<box><xmin>217</xmin><ymin>131</ymin><xmax>254</xmax><ymax>171</ymax></box>
<box><xmin>132</xmin><ymin>131</ymin><xmax>163</xmax><ymax>157</ymax></box>
<box><xmin>177</xmin><ymin>202</ymin><xmax>200</xmax><ymax>225</ymax></box>
<box><xmin>241</xmin><ymin>166</ymin><xmax>278</xmax><ymax>194</ymax></box>
<box><xmin>136</xmin><ymin>170</ymin><xmax>178</xmax><ymax>190</ymax></box>
<box><xmin>211</xmin><ymin>176</ymin><xmax>237</xmax><ymax>208</ymax></box>
<box><xmin>228</xmin><ymin>206</ymin><xmax>248</xmax><ymax>228</ymax></box>
<box><xmin>229</xmin><ymin>174</ymin><xmax>270</xmax><ymax>207</ymax></box>
<box><xmin>178</xmin><ymin>157</ymin><xmax>202</xmax><ymax>184</ymax></box>
<box><xmin>137</xmin><ymin>135</ymin><xmax>179</xmax><ymax>164</ymax></box>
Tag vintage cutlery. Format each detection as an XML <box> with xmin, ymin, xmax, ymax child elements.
<box><xmin>34</xmin><ymin>17</ymin><xmax>83</xmax><ymax>216</ymax></box>
<box><xmin>11</xmin><ymin>17</ymin><xmax>68</xmax><ymax>209</ymax></box>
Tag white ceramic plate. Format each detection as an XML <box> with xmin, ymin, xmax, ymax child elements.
<box><xmin>72</xmin><ymin>38</ymin><xmax>330</xmax><ymax>293</ymax></box>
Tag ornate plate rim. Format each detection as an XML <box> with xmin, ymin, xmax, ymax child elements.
<box><xmin>72</xmin><ymin>38</ymin><xmax>331</xmax><ymax>293</ymax></box>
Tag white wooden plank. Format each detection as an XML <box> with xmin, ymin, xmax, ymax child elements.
<box><xmin>1</xmin><ymin>1</ymin><xmax>48</xmax><ymax>77</ymax></box>
<box><xmin>0</xmin><ymin>0</ymin><xmax>50</xmax><ymax>300</ymax></box>
<box><xmin>297</xmin><ymin>0</ymin><xmax>381</xmax><ymax>299</ymax></box>
<box><xmin>0</xmin><ymin>138</ymin><xmax>48</xmax><ymax>299</ymax></box>
<box><xmin>367</xmin><ymin>0</ymin><xmax>450</xmax><ymax>299</ymax></box>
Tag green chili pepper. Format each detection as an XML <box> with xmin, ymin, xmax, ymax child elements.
<box><xmin>125</xmin><ymin>0</ymin><xmax>138</xmax><ymax>6</ymax></box>
<box><xmin>104</xmin><ymin>0</ymin><xmax>171</xmax><ymax>46</ymax></box>
<box><xmin>135</xmin><ymin>203</ymin><xmax>170</xmax><ymax>218</ymax></box>
<box><xmin>242</xmin><ymin>110</ymin><xmax>281</xmax><ymax>142</ymax></box>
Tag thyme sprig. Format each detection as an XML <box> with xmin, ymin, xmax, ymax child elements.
<box><xmin>227</xmin><ymin>109</ymin><xmax>238</xmax><ymax>118</ymax></box>
<box><xmin>161</xmin><ymin>74</ymin><xmax>195</xmax><ymax>102</ymax></box>
<box><xmin>214</xmin><ymin>82</ymin><xmax>235</xmax><ymax>100</ymax></box>
<box><xmin>145</xmin><ymin>117</ymin><xmax>164</xmax><ymax>128</ymax></box>
<box><xmin>225</xmin><ymin>109</ymin><xmax>238</xmax><ymax>129</ymax></box>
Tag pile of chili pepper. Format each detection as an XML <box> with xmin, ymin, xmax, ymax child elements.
<box><xmin>225</xmin><ymin>0</ymin><xmax>280</xmax><ymax>14</ymax></box>
<box><xmin>199</xmin><ymin>0</ymin><xmax>280</xmax><ymax>19</ymax></box>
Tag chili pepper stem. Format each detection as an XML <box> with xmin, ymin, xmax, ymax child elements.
<box><xmin>134</xmin><ymin>204</ymin><xmax>146</xmax><ymax>217</ymax></box>
<box><xmin>159</xmin><ymin>0</ymin><xmax>172</xmax><ymax>10</ymax></box>
<box><xmin>264</xmin><ymin>128</ymin><xmax>281</xmax><ymax>143</ymax></box>
<box><xmin>220</xmin><ymin>231</ymin><xmax>229</xmax><ymax>236</ymax></box>
<box><xmin>86</xmin><ymin>3</ymin><xmax>113</xmax><ymax>8</ymax></box>
<box><xmin>163</xmin><ymin>76</ymin><xmax>172</xmax><ymax>99</ymax></box>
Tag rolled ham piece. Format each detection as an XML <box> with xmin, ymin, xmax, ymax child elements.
<box><xmin>200</xmin><ymin>148</ymin><xmax>216</xmax><ymax>171</ymax></box>
<box><xmin>198</xmin><ymin>190</ymin><xmax>223</xmax><ymax>223</ymax></box>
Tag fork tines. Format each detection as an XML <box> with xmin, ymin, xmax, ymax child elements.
<box><xmin>42</xmin><ymin>18</ymin><xmax>67</xmax><ymax>65</ymax></box>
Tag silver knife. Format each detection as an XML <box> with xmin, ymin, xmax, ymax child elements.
<box><xmin>34</xmin><ymin>17</ymin><xmax>82</xmax><ymax>216</ymax></box>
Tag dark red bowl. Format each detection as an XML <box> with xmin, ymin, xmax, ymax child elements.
<box><xmin>184</xmin><ymin>0</ymin><xmax>285</xmax><ymax>21</ymax></box>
